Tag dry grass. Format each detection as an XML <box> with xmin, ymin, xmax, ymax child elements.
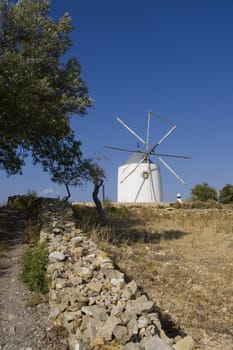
<box><xmin>25</xmin><ymin>291</ymin><xmax>44</xmax><ymax>307</ymax></box>
<box><xmin>75</xmin><ymin>204</ymin><xmax>233</xmax><ymax>349</ymax></box>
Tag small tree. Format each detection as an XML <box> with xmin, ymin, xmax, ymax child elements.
<box><xmin>41</xmin><ymin>133</ymin><xmax>93</xmax><ymax>201</ymax></box>
<box><xmin>190</xmin><ymin>182</ymin><xmax>218</xmax><ymax>202</ymax></box>
<box><xmin>88</xmin><ymin>163</ymin><xmax>106</xmax><ymax>224</ymax></box>
<box><xmin>219</xmin><ymin>184</ymin><xmax>233</xmax><ymax>204</ymax></box>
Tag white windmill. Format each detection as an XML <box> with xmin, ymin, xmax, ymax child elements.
<box><xmin>105</xmin><ymin>111</ymin><xmax>191</xmax><ymax>203</ymax></box>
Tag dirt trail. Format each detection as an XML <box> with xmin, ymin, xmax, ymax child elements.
<box><xmin>0</xmin><ymin>208</ymin><xmax>67</xmax><ymax>350</ymax></box>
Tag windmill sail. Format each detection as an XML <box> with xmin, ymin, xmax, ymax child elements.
<box><xmin>105</xmin><ymin>112</ymin><xmax>191</xmax><ymax>203</ymax></box>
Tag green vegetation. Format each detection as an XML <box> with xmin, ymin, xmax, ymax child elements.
<box><xmin>189</xmin><ymin>182</ymin><xmax>233</xmax><ymax>204</ymax></box>
<box><xmin>48</xmin><ymin>147</ymin><xmax>105</xmax><ymax>201</ymax></box>
<box><xmin>190</xmin><ymin>182</ymin><xmax>218</xmax><ymax>202</ymax></box>
<box><xmin>72</xmin><ymin>203</ymin><xmax>129</xmax><ymax>243</ymax></box>
<box><xmin>20</xmin><ymin>242</ymin><xmax>49</xmax><ymax>294</ymax></box>
<box><xmin>104</xmin><ymin>202</ymin><xmax>129</xmax><ymax>219</ymax></box>
<box><xmin>8</xmin><ymin>190</ymin><xmax>37</xmax><ymax>209</ymax></box>
<box><xmin>219</xmin><ymin>184</ymin><xmax>233</xmax><ymax>204</ymax></box>
<box><xmin>73</xmin><ymin>202</ymin><xmax>129</xmax><ymax>226</ymax></box>
<box><xmin>0</xmin><ymin>0</ymin><xmax>93</xmax><ymax>189</ymax></box>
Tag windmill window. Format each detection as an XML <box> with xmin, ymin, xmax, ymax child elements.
<box><xmin>142</xmin><ymin>171</ymin><xmax>149</xmax><ymax>180</ymax></box>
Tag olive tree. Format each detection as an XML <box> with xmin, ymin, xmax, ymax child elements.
<box><xmin>41</xmin><ymin>132</ymin><xmax>105</xmax><ymax>202</ymax></box>
<box><xmin>190</xmin><ymin>182</ymin><xmax>218</xmax><ymax>202</ymax></box>
<box><xmin>0</xmin><ymin>0</ymin><xmax>92</xmax><ymax>175</ymax></box>
<box><xmin>219</xmin><ymin>184</ymin><xmax>233</xmax><ymax>204</ymax></box>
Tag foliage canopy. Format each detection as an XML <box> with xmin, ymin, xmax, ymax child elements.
<box><xmin>219</xmin><ymin>184</ymin><xmax>233</xmax><ymax>204</ymax></box>
<box><xmin>190</xmin><ymin>182</ymin><xmax>218</xmax><ymax>202</ymax></box>
<box><xmin>0</xmin><ymin>0</ymin><xmax>92</xmax><ymax>176</ymax></box>
<box><xmin>42</xmin><ymin>132</ymin><xmax>105</xmax><ymax>200</ymax></box>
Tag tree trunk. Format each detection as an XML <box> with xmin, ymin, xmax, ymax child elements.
<box><xmin>92</xmin><ymin>179</ymin><xmax>105</xmax><ymax>225</ymax></box>
<box><xmin>63</xmin><ymin>183</ymin><xmax>71</xmax><ymax>202</ymax></box>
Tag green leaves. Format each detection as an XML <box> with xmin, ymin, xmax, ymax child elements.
<box><xmin>190</xmin><ymin>182</ymin><xmax>218</xmax><ymax>202</ymax></box>
<box><xmin>0</xmin><ymin>0</ymin><xmax>92</xmax><ymax>175</ymax></box>
<box><xmin>20</xmin><ymin>242</ymin><xmax>49</xmax><ymax>294</ymax></box>
<box><xmin>219</xmin><ymin>184</ymin><xmax>233</xmax><ymax>204</ymax></box>
<box><xmin>41</xmin><ymin>132</ymin><xmax>104</xmax><ymax>200</ymax></box>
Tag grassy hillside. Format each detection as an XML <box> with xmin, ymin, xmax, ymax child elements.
<box><xmin>73</xmin><ymin>203</ymin><xmax>233</xmax><ymax>349</ymax></box>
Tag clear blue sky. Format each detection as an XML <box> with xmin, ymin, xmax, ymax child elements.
<box><xmin>1</xmin><ymin>0</ymin><xmax>233</xmax><ymax>204</ymax></box>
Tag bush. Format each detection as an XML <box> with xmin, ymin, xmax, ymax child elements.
<box><xmin>219</xmin><ymin>184</ymin><xmax>233</xmax><ymax>204</ymax></box>
<box><xmin>8</xmin><ymin>190</ymin><xmax>37</xmax><ymax>209</ymax></box>
<box><xmin>20</xmin><ymin>242</ymin><xmax>48</xmax><ymax>294</ymax></box>
<box><xmin>190</xmin><ymin>182</ymin><xmax>218</xmax><ymax>202</ymax></box>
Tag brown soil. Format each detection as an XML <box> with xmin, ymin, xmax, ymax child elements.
<box><xmin>0</xmin><ymin>208</ymin><xmax>68</xmax><ymax>350</ymax></box>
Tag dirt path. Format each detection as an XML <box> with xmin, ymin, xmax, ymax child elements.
<box><xmin>0</xmin><ymin>208</ymin><xmax>68</xmax><ymax>350</ymax></box>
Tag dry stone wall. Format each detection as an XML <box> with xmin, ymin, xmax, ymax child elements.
<box><xmin>38</xmin><ymin>199</ymin><xmax>194</xmax><ymax>350</ymax></box>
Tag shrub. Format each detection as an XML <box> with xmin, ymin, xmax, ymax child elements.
<box><xmin>20</xmin><ymin>242</ymin><xmax>48</xmax><ymax>294</ymax></box>
<box><xmin>190</xmin><ymin>183</ymin><xmax>218</xmax><ymax>202</ymax></box>
<box><xmin>8</xmin><ymin>190</ymin><xmax>37</xmax><ymax>209</ymax></box>
<box><xmin>219</xmin><ymin>184</ymin><xmax>233</xmax><ymax>204</ymax></box>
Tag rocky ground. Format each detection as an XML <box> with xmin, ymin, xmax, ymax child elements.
<box><xmin>1</xmin><ymin>203</ymin><xmax>233</xmax><ymax>350</ymax></box>
<box><xmin>0</xmin><ymin>208</ymin><xmax>68</xmax><ymax>350</ymax></box>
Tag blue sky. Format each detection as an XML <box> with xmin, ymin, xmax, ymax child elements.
<box><xmin>1</xmin><ymin>0</ymin><xmax>233</xmax><ymax>204</ymax></box>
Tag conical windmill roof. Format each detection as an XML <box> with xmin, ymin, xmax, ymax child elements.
<box><xmin>125</xmin><ymin>151</ymin><xmax>152</xmax><ymax>164</ymax></box>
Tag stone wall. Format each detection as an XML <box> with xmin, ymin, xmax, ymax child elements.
<box><xmin>38</xmin><ymin>199</ymin><xmax>194</xmax><ymax>350</ymax></box>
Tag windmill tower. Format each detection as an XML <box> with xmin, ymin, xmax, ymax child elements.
<box><xmin>117</xmin><ymin>151</ymin><xmax>162</xmax><ymax>202</ymax></box>
<box><xmin>105</xmin><ymin>111</ymin><xmax>191</xmax><ymax>203</ymax></box>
